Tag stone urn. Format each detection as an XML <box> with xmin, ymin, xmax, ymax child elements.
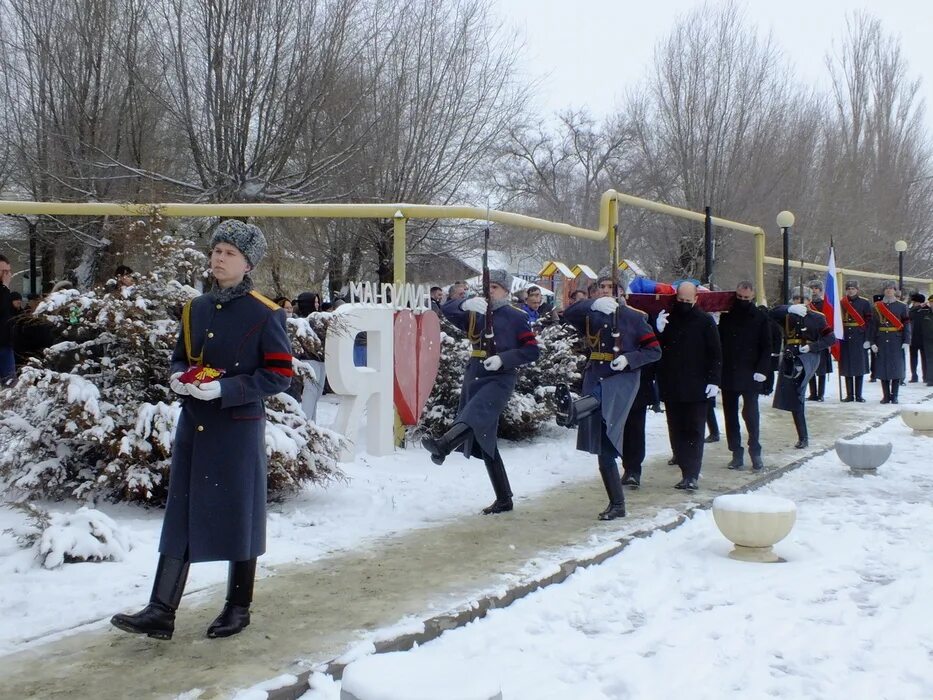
<box><xmin>900</xmin><ymin>406</ymin><xmax>933</xmax><ymax>434</ymax></box>
<box><xmin>341</xmin><ymin>652</ymin><xmax>502</xmax><ymax>700</ymax></box>
<box><xmin>712</xmin><ymin>494</ymin><xmax>797</xmax><ymax>563</ymax></box>
<box><xmin>834</xmin><ymin>439</ymin><xmax>892</xmax><ymax>476</ymax></box>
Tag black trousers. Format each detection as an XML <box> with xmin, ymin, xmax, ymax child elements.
<box><xmin>721</xmin><ymin>390</ymin><xmax>761</xmax><ymax>456</ymax></box>
<box><xmin>665</xmin><ymin>401</ymin><xmax>707</xmax><ymax>481</ymax></box>
<box><xmin>622</xmin><ymin>398</ymin><xmax>648</xmax><ymax>476</ymax></box>
<box><xmin>910</xmin><ymin>345</ymin><xmax>927</xmax><ymax>381</ymax></box>
<box><xmin>706</xmin><ymin>397</ymin><xmax>719</xmax><ymax>437</ymax></box>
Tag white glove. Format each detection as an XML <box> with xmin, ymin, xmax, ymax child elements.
<box><xmin>705</xmin><ymin>384</ymin><xmax>719</xmax><ymax>398</ymax></box>
<box><xmin>188</xmin><ymin>381</ymin><xmax>222</xmax><ymax>401</ymax></box>
<box><xmin>483</xmin><ymin>355</ymin><xmax>503</xmax><ymax>371</ymax></box>
<box><xmin>871</xmin><ymin>344</ymin><xmax>879</xmax><ymax>353</ymax></box>
<box><xmin>799</xmin><ymin>344</ymin><xmax>811</xmax><ymax>353</ymax></box>
<box><xmin>169</xmin><ymin>372</ymin><xmax>189</xmax><ymax>396</ymax></box>
<box><xmin>863</xmin><ymin>341</ymin><xmax>871</xmax><ymax>349</ymax></box>
<box><xmin>462</xmin><ymin>297</ymin><xmax>487</xmax><ymax>314</ymax></box>
<box><xmin>753</xmin><ymin>372</ymin><xmax>766</xmax><ymax>382</ymax></box>
<box><xmin>788</xmin><ymin>304</ymin><xmax>807</xmax><ymax>317</ymax></box>
<box><xmin>610</xmin><ymin>355</ymin><xmax>629</xmax><ymax>371</ymax></box>
<box><xmin>903</xmin><ymin>343</ymin><xmax>910</xmax><ymax>350</ymax></box>
<box><xmin>656</xmin><ymin>309</ymin><xmax>669</xmax><ymax>333</ymax></box>
<box><xmin>592</xmin><ymin>297</ymin><xmax>618</xmax><ymax>315</ymax></box>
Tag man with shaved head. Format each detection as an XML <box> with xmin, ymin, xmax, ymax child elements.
<box><xmin>655</xmin><ymin>281</ymin><xmax>722</xmax><ymax>490</ymax></box>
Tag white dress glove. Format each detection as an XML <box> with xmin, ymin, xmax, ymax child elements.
<box><xmin>610</xmin><ymin>355</ymin><xmax>629</xmax><ymax>371</ymax></box>
<box><xmin>483</xmin><ymin>355</ymin><xmax>503</xmax><ymax>371</ymax></box>
<box><xmin>799</xmin><ymin>344</ymin><xmax>811</xmax><ymax>353</ymax></box>
<box><xmin>705</xmin><ymin>384</ymin><xmax>720</xmax><ymax>398</ymax></box>
<box><xmin>656</xmin><ymin>309</ymin><xmax>669</xmax><ymax>333</ymax></box>
<box><xmin>188</xmin><ymin>381</ymin><xmax>222</xmax><ymax>401</ymax></box>
<box><xmin>871</xmin><ymin>344</ymin><xmax>879</xmax><ymax>353</ymax></box>
<box><xmin>753</xmin><ymin>372</ymin><xmax>767</xmax><ymax>382</ymax></box>
<box><xmin>788</xmin><ymin>304</ymin><xmax>808</xmax><ymax>317</ymax></box>
<box><xmin>592</xmin><ymin>297</ymin><xmax>619</xmax><ymax>315</ymax></box>
<box><xmin>903</xmin><ymin>343</ymin><xmax>910</xmax><ymax>350</ymax></box>
<box><xmin>169</xmin><ymin>372</ymin><xmax>189</xmax><ymax>396</ymax></box>
<box><xmin>462</xmin><ymin>297</ymin><xmax>488</xmax><ymax>314</ymax></box>
<box><xmin>863</xmin><ymin>341</ymin><xmax>871</xmax><ymax>349</ymax></box>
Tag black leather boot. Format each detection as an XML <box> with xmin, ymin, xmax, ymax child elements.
<box><xmin>817</xmin><ymin>375</ymin><xmax>826</xmax><ymax>401</ymax></box>
<box><xmin>880</xmin><ymin>380</ymin><xmax>891</xmax><ymax>404</ymax></box>
<box><xmin>555</xmin><ymin>383</ymin><xmax>600</xmax><ymax>428</ymax></box>
<box><xmin>855</xmin><ymin>376</ymin><xmax>865</xmax><ymax>402</ymax></box>
<box><xmin>207</xmin><ymin>558</ymin><xmax>256</xmax><ymax>638</ymax></box>
<box><xmin>750</xmin><ymin>454</ymin><xmax>765</xmax><ymax>471</ymax></box>
<box><xmin>597</xmin><ymin>455</ymin><xmax>626</xmax><ymax>520</ymax></box>
<box><xmin>423</xmin><ymin>422</ymin><xmax>472</xmax><ymax>465</ymax></box>
<box><xmin>481</xmin><ymin>451</ymin><xmax>513</xmax><ymax>514</ymax></box>
<box><xmin>727</xmin><ymin>448</ymin><xmax>745</xmax><ymax>470</ymax></box>
<box><xmin>842</xmin><ymin>377</ymin><xmax>854</xmax><ymax>402</ymax></box>
<box><xmin>792</xmin><ymin>411</ymin><xmax>808</xmax><ymax>449</ymax></box>
<box><xmin>111</xmin><ymin>555</ymin><xmax>189</xmax><ymax>640</ymax></box>
<box><xmin>890</xmin><ymin>381</ymin><xmax>900</xmax><ymax>404</ymax></box>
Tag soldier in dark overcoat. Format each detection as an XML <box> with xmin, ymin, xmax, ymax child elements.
<box><xmin>869</xmin><ymin>280</ymin><xmax>911</xmax><ymax>404</ymax></box>
<box><xmin>806</xmin><ymin>280</ymin><xmax>834</xmax><ymax>401</ymax></box>
<box><xmin>718</xmin><ymin>282</ymin><xmax>771</xmax><ymax>471</ymax></box>
<box><xmin>424</xmin><ymin>270</ymin><xmax>540</xmax><ymax>514</ymax></box>
<box><xmin>908</xmin><ymin>293</ymin><xmax>927</xmax><ymax>383</ymax></box>
<box><xmin>655</xmin><ymin>282</ymin><xmax>722</xmax><ymax>490</ymax></box>
<box><xmin>555</xmin><ymin>276</ymin><xmax>661</xmax><ymax>519</ymax></box>
<box><xmin>112</xmin><ymin>220</ymin><xmax>292</xmax><ymax>641</ymax></box>
<box><xmin>839</xmin><ymin>279</ymin><xmax>873</xmax><ymax>402</ymax></box>
<box><xmin>770</xmin><ymin>303</ymin><xmax>836</xmax><ymax>448</ymax></box>
<box><xmin>916</xmin><ymin>302</ymin><xmax>933</xmax><ymax>387</ymax></box>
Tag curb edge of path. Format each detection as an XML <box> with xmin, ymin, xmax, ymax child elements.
<box><xmin>265</xmin><ymin>396</ymin><xmax>933</xmax><ymax>700</ymax></box>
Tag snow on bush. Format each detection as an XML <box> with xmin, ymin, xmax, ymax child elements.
<box><xmin>0</xmin><ymin>216</ymin><xmax>343</xmax><ymax>506</ymax></box>
<box><xmin>4</xmin><ymin>503</ymin><xmax>132</xmax><ymax>569</ymax></box>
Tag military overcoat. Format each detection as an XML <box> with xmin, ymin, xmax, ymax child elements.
<box><xmin>159</xmin><ymin>288</ymin><xmax>292</xmax><ymax>563</ymax></box>
<box><xmin>561</xmin><ymin>301</ymin><xmax>661</xmax><ymax>456</ymax></box>
<box><xmin>838</xmin><ymin>295</ymin><xmax>873</xmax><ymax>377</ymax></box>
<box><xmin>869</xmin><ymin>300</ymin><xmax>911</xmax><ymax>381</ymax></box>
<box><xmin>442</xmin><ymin>299</ymin><xmax>539</xmax><ymax>459</ymax></box>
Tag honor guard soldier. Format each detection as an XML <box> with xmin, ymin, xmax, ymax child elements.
<box><xmin>112</xmin><ymin>220</ymin><xmax>293</xmax><ymax>641</ymax></box>
<box><xmin>806</xmin><ymin>280</ymin><xmax>834</xmax><ymax>401</ymax></box>
<box><xmin>554</xmin><ymin>275</ymin><xmax>661</xmax><ymax>517</ymax></box>
<box><xmin>839</xmin><ymin>280</ymin><xmax>873</xmax><ymax>402</ymax></box>
<box><xmin>424</xmin><ymin>270</ymin><xmax>540</xmax><ymax>514</ymax></box>
<box><xmin>869</xmin><ymin>281</ymin><xmax>911</xmax><ymax>404</ymax></box>
<box><xmin>770</xmin><ymin>302</ymin><xmax>836</xmax><ymax>448</ymax></box>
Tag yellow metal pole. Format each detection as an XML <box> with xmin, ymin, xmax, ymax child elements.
<box><xmin>393</xmin><ymin>211</ymin><xmax>406</xmax><ymax>284</ymax></box>
<box><xmin>754</xmin><ymin>230</ymin><xmax>766</xmax><ymax>304</ymax></box>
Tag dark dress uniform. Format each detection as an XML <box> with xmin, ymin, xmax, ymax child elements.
<box><xmin>908</xmin><ymin>303</ymin><xmax>927</xmax><ymax>383</ymax></box>
<box><xmin>159</xmin><ymin>290</ymin><xmax>293</xmax><ymax>563</ymax></box>
<box><xmin>869</xmin><ymin>299</ymin><xmax>910</xmax><ymax>403</ymax></box>
<box><xmin>718</xmin><ymin>301</ymin><xmax>771</xmax><ymax>467</ymax></box>
<box><xmin>770</xmin><ymin>306</ymin><xmax>836</xmax><ymax>446</ymax></box>
<box><xmin>839</xmin><ymin>294</ymin><xmax>873</xmax><ymax>401</ymax></box>
<box><xmin>657</xmin><ymin>304</ymin><xmax>722</xmax><ymax>485</ymax></box>
<box><xmin>806</xmin><ymin>298</ymin><xmax>834</xmax><ymax>400</ymax></box>
<box><xmin>916</xmin><ymin>306</ymin><xmax>933</xmax><ymax>387</ymax></box>
<box><xmin>437</xmin><ymin>298</ymin><xmax>540</xmax><ymax>511</ymax></box>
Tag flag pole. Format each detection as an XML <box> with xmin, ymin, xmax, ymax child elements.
<box><xmin>831</xmin><ymin>238</ymin><xmax>843</xmax><ymax>402</ymax></box>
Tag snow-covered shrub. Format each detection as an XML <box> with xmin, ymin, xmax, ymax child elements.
<box><xmin>0</xmin><ymin>216</ymin><xmax>343</xmax><ymax>506</ymax></box>
<box><xmin>4</xmin><ymin>502</ymin><xmax>132</xmax><ymax>569</ymax></box>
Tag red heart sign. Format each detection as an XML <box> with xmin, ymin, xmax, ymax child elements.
<box><xmin>394</xmin><ymin>309</ymin><xmax>442</xmax><ymax>425</ymax></box>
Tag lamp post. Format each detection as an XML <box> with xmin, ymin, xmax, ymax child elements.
<box><xmin>895</xmin><ymin>240</ymin><xmax>907</xmax><ymax>295</ymax></box>
<box><xmin>777</xmin><ymin>211</ymin><xmax>795</xmax><ymax>304</ymax></box>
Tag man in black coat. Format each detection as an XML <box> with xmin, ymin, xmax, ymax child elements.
<box><xmin>0</xmin><ymin>255</ymin><xmax>14</xmax><ymax>382</ymax></box>
<box><xmin>839</xmin><ymin>279</ymin><xmax>873</xmax><ymax>401</ymax></box>
<box><xmin>908</xmin><ymin>292</ymin><xmax>927</xmax><ymax>383</ymax></box>
<box><xmin>718</xmin><ymin>282</ymin><xmax>771</xmax><ymax>471</ymax></box>
<box><xmin>655</xmin><ymin>282</ymin><xmax>722</xmax><ymax>490</ymax></box>
<box><xmin>916</xmin><ymin>302</ymin><xmax>933</xmax><ymax>387</ymax></box>
<box><xmin>112</xmin><ymin>220</ymin><xmax>292</xmax><ymax>641</ymax></box>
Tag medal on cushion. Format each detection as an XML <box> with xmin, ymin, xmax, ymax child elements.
<box><xmin>178</xmin><ymin>366</ymin><xmax>225</xmax><ymax>386</ymax></box>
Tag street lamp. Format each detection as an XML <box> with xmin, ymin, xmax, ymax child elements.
<box><xmin>895</xmin><ymin>239</ymin><xmax>908</xmax><ymax>294</ymax></box>
<box><xmin>777</xmin><ymin>211</ymin><xmax>795</xmax><ymax>304</ymax></box>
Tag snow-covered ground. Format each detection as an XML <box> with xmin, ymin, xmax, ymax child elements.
<box><xmin>301</xmin><ymin>411</ymin><xmax>933</xmax><ymax>700</ymax></box>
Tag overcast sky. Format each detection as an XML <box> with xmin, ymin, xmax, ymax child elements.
<box><xmin>493</xmin><ymin>0</ymin><xmax>933</xmax><ymax>130</ymax></box>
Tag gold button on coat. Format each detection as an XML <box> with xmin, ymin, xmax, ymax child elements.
<box><xmin>197</xmin><ymin>425</ymin><xmax>204</xmax><ymax>432</ymax></box>
<box><xmin>215</xmin><ymin>304</ymin><xmax>222</xmax><ymax>309</ymax></box>
<box><xmin>207</xmin><ymin>332</ymin><xmax>214</xmax><ymax>338</ymax></box>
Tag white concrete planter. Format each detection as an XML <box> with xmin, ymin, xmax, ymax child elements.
<box><xmin>900</xmin><ymin>406</ymin><xmax>933</xmax><ymax>433</ymax></box>
<box><xmin>341</xmin><ymin>652</ymin><xmax>502</xmax><ymax>700</ymax></box>
<box><xmin>712</xmin><ymin>494</ymin><xmax>797</xmax><ymax>563</ymax></box>
<box><xmin>834</xmin><ymin>439</ymin><xmax>892</xmax><ymax>476</ymax></box>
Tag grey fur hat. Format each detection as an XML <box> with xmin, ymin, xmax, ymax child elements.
<box><xmin>844</xmin><ymin>279</ymin><xmax>860</xmax><ymax>289</ymax></box>
<box><xmin>210</xmin><ymin>220</ymin><xmax>267</xmax><ymax>268</ymax></box>
<box><xmin>882</xmin><ymin>279</ymin><xmax>898</xmax><ymax>291</ymax></box>
<box><xmin>488</xmin><ymin>268</ymin><xmax>513</xmax><ymax>291</ymax></box>
<box><xmin>807</xmin><ymin>279</ymin><xmax>824</xmax><ymax>291</ymax></box>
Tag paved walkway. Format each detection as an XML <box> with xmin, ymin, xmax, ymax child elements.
<box><xmin>2</xmin><ymin>390</ymin><xmax>929</xmax><ymax>699</ymax></box>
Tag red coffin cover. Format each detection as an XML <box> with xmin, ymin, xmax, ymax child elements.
<box><xmin>624</xmin><ymin>291</ymin><xmax>736</xmax><ymax>316</ymax></box>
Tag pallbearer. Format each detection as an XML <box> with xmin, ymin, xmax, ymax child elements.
<box><xmin>839</xmin><ymin>280</ymin><xmax>873</xmax><ymax>402</ymax></box>
<box><xmin>869</xmin><ymin>281</ymin><xmax>911</xmax><ymax>404</ymax></box>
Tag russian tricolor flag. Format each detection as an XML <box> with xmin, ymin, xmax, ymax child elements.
<box><xmin>824</xmin><ymin>246</ymin><xmax>844</xmax><ymax>361</ymax></box>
